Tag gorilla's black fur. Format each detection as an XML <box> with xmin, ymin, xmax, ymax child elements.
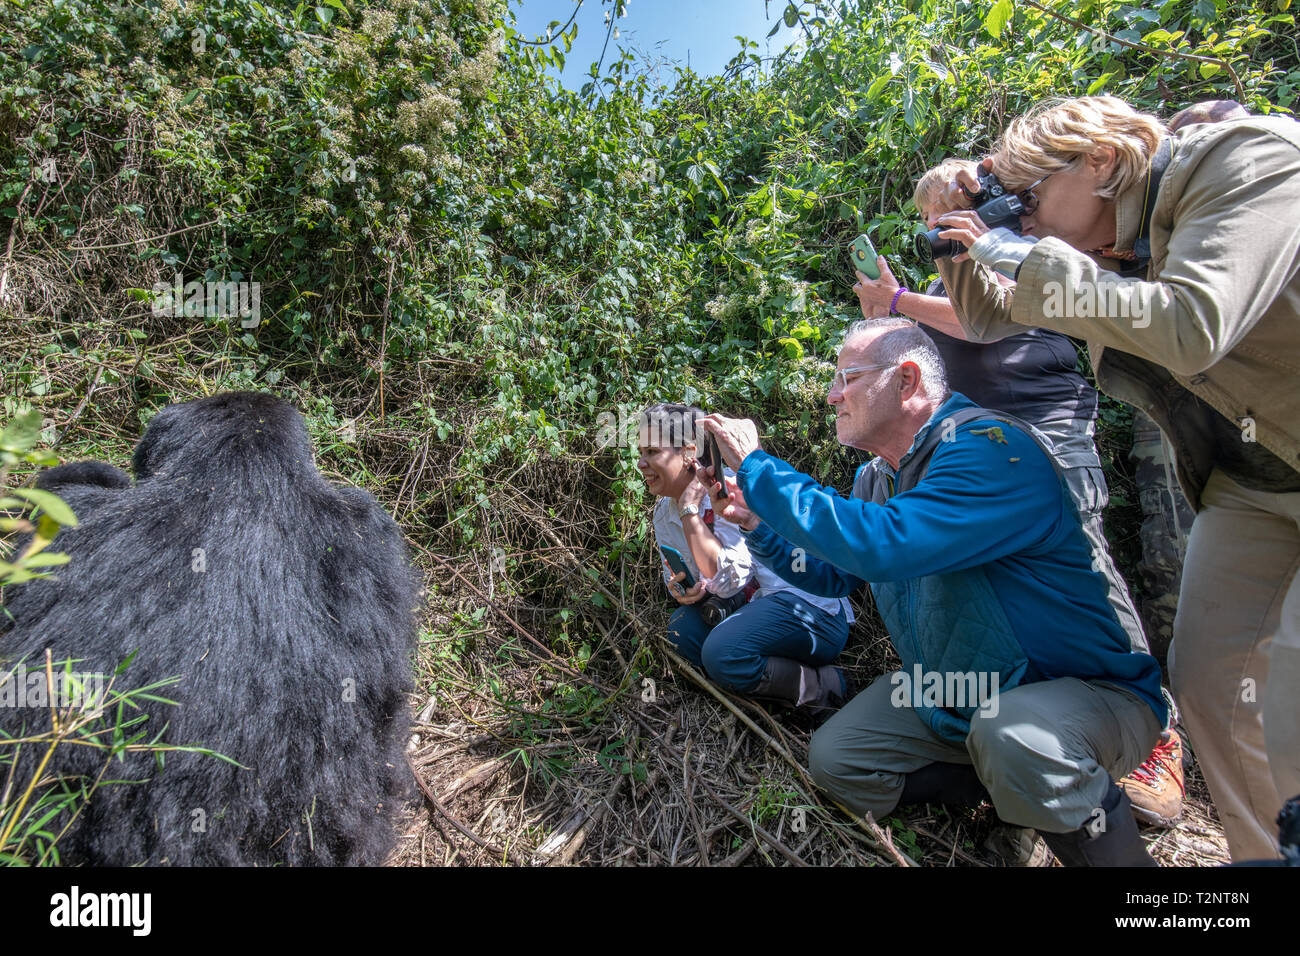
<box><xmin>1</xmin><ymin>392</ymin><xmax>419</xmax><ymax>866</ymax></box>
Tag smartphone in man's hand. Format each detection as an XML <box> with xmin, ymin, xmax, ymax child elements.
<box><xmin>697</xmin><ymin>429</ymin><xmax>728</xmax><ymax>502</ymax></box>
<box><xmin>700</xmin><ymin>429</ymin><xmax>721</xmax><ymax>478</ymax></box>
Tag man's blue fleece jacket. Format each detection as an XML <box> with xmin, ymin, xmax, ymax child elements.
<box><xmin>736</xmin><ymin>392</ymin><xmax>1166</xmax><ymax>730</ymax></box>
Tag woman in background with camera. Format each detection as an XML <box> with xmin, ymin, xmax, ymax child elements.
<box><xmin>638</xmin><ymin>402</ymin><xmax>852</xmax><ymax>711</ymax></box>
<box><xmin>932</xmin><ymin>95</ymin><xmax>1300</xmax><ymax>862</ymax></box>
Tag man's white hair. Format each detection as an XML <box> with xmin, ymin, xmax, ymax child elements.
<box><xmin>843</xmin><ymin>318</ymin><xmax>951</xmax><ymax>400</ymax></box>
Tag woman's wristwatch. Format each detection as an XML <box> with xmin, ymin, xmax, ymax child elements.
<box><xmin>678</xmin><ymin>504</ymin><xmax>701</xmax><ymax>520</ymax></box>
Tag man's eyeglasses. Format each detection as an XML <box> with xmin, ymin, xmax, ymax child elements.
<box><xmin>1017</xmin><ymin>174</ymin><xmax>1050</xmax><ymax>215</ymax></box>
<box><xmin>832</xmin><ymin>362</ymin><xmax>896</xmax><ymax>392</ymax></box>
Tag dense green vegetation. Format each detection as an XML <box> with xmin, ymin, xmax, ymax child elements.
<box><xmin>5</xmin><ymin>0</ymin><xmax>1295</xmax><ymax>526</ymax></box>
<box><xmin>2</xmin><ymin>0</ymin><xmax>1295</xmax><ymax>865</ymax></box>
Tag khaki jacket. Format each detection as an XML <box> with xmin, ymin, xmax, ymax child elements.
<box><xmin>937</xmin><ymin>115</ymin><xmax>1300</xmax><ymax>509</ymax></box>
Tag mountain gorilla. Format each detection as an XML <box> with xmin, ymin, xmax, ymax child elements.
<box><xmin>1</xmin><ymin>392</ymin><xmax>420</xmax><ymax>866</ymax></box>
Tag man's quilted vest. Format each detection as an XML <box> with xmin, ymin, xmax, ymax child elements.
<box><xmin>852</xmin><ymin>406</ymin><xmax>1089</xmax><ymax>744</ymax></box>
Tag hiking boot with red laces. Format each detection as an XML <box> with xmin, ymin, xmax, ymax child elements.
<box><xmin>1119</xmin><ymin>730</ymin><xmax>1185</xmax><ymax>827</ymax></box>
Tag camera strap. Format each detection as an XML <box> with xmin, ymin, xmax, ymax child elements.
<box><xmin>1132</xmin><ymin>136</ymin><xmax>1173</xmax><ymax>269</ymax></box>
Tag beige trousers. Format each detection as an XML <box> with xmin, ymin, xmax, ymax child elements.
<box><xmin>1169</xmin><ymin>468</ymin><xmax>1300</xmax><ymax>861</ymax></box>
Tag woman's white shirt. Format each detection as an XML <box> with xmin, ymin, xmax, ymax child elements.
<box><xmin>651</xmin><ymin>476</ymin><xmax>853</xmax><ymax>622</ymax></box>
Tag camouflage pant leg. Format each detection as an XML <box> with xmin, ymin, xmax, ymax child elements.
<box><xmin>1132</xmin><ymin>410</ymin><xmax>1196</xmax><ymax>664</ymax></box>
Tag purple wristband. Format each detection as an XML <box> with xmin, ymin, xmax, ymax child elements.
<box><xmin>889</xmin><ymin>286</ymin><xmax>908</xmax><ymax>315</ymax></box>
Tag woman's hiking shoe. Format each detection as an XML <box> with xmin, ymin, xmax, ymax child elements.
<box><xmin>1118</xmin><ymin>730</ymin><xmax>1185</xmax><ymax>827</ymax></box>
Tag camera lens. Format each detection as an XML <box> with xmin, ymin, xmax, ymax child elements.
<box><xmin>914</xmin><ymin>227</ymin><xmax>961</xmax><ymax>261</ymax></box>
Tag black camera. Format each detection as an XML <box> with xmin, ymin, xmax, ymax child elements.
<box><xmin>914</xmin><ymin>169</ymin><xmax>1028</xmax><ymax>261</ymax></box>
<box><xmin>699</xmin><ymin>590</ymin><xmax>749</xmax><ymax>629</ymax></box>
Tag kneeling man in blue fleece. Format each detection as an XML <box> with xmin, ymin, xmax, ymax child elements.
<box><xmin>698</xmin><ymin>317</ymin><xmax>1167</xmax><ymax>866</ymax></box>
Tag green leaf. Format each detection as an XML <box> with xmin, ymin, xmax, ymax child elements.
<box><xmin>784</xmin><ymin>3</ymin><xmax>799</xmax><ymax>28</ymax></box>
<box><xmin>1087</xmin><ymin>71</ymin><xmax>1116</xmax><ymax>94</ymax></box>
<box><xmin>114</xmin><ymin>649</ymin><xmax>141</xmax><ymax>677</ymax></box>
<box><xmin>903</xmin><ymin>84</ymin><xmax>927</xmax><ymax>129</ymax></box>
<box><xmin>984</xmin><ymin>0</ymin><xmax>1013</xmax><ymax>39</ymax></box>
<box><xmin>777</xmin><ymin>336</ymin><xmax>804</xmax><ymax>359</ymax></box>
<box><xmin>787</xmin><ymin>319</ymin><xmax>816</xmax><ymax>340</ymax></box>
<box><xmin>19</xmin><ymin>552</ymin><xmax>71</xmax><ymax>569</ymax></box>
<box><xmin>865</xmin><ymin>74</ymin><xmax>891</xmax><ymax>101</ymax></box>
<box><xmin>701</xmin><ymin>160</ymin><xmax>727</xmax><ymax>196</ymax></box>
<box><xmin>9</xmin><ymin>488</ymin><xmax>77</xmax><ymax>526</ymax></box>
<box><xmin>0</xmin><ymin>409</ymin><xmax>42</xmax><ymax>454</ymax></box>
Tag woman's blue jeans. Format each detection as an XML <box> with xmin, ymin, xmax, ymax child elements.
<box><xmin>667</xmin><ymin>590</ymin><xmax>850</xmax><ymax>694</ymax></box>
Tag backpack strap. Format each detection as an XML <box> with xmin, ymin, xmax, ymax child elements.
<box><xmin>853</xmin><ymin>405</ymin><xmax>1075</xmax><ymax>517</ymax></box>
<box><xmin>897</xmin><ymin>406</ymin><xmax>1073</xmax><ymax>501</ymax></box>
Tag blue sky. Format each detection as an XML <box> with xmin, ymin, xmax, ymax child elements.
<box><xmin>509</xmin><ymin>0</ymin><xmax>800</xmax><ymax>89</ymax></box>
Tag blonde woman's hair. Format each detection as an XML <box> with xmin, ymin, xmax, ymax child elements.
<box><xmin>991</xmin><ymin>95</ymin><xmax>1167</xmax><ymax>201</ymax></box>
<box><xmin>912</xmin><ymin>158</ymin><xmax>977</xmax><ymax>214</ymax></box>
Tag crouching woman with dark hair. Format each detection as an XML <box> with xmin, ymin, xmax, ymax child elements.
<box><xmin>638</xmin><ymin>403</ymin><xmax>853</xmax><ymax>711</ymax></box>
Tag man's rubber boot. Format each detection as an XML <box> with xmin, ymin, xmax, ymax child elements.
<box><xmin>752</xmin><ymin>657</ymin><xmax>847</xmax><ymax>713</ymax></box>
<box><xmin>1039</xmin><ymin>782</ymin><xmax>1159</xmax><ymax>867</ymax></box>
<box><xmin>898</xmin><ymin>761</ymin><xmax>990</xmax><ymax>810</ymax></box>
